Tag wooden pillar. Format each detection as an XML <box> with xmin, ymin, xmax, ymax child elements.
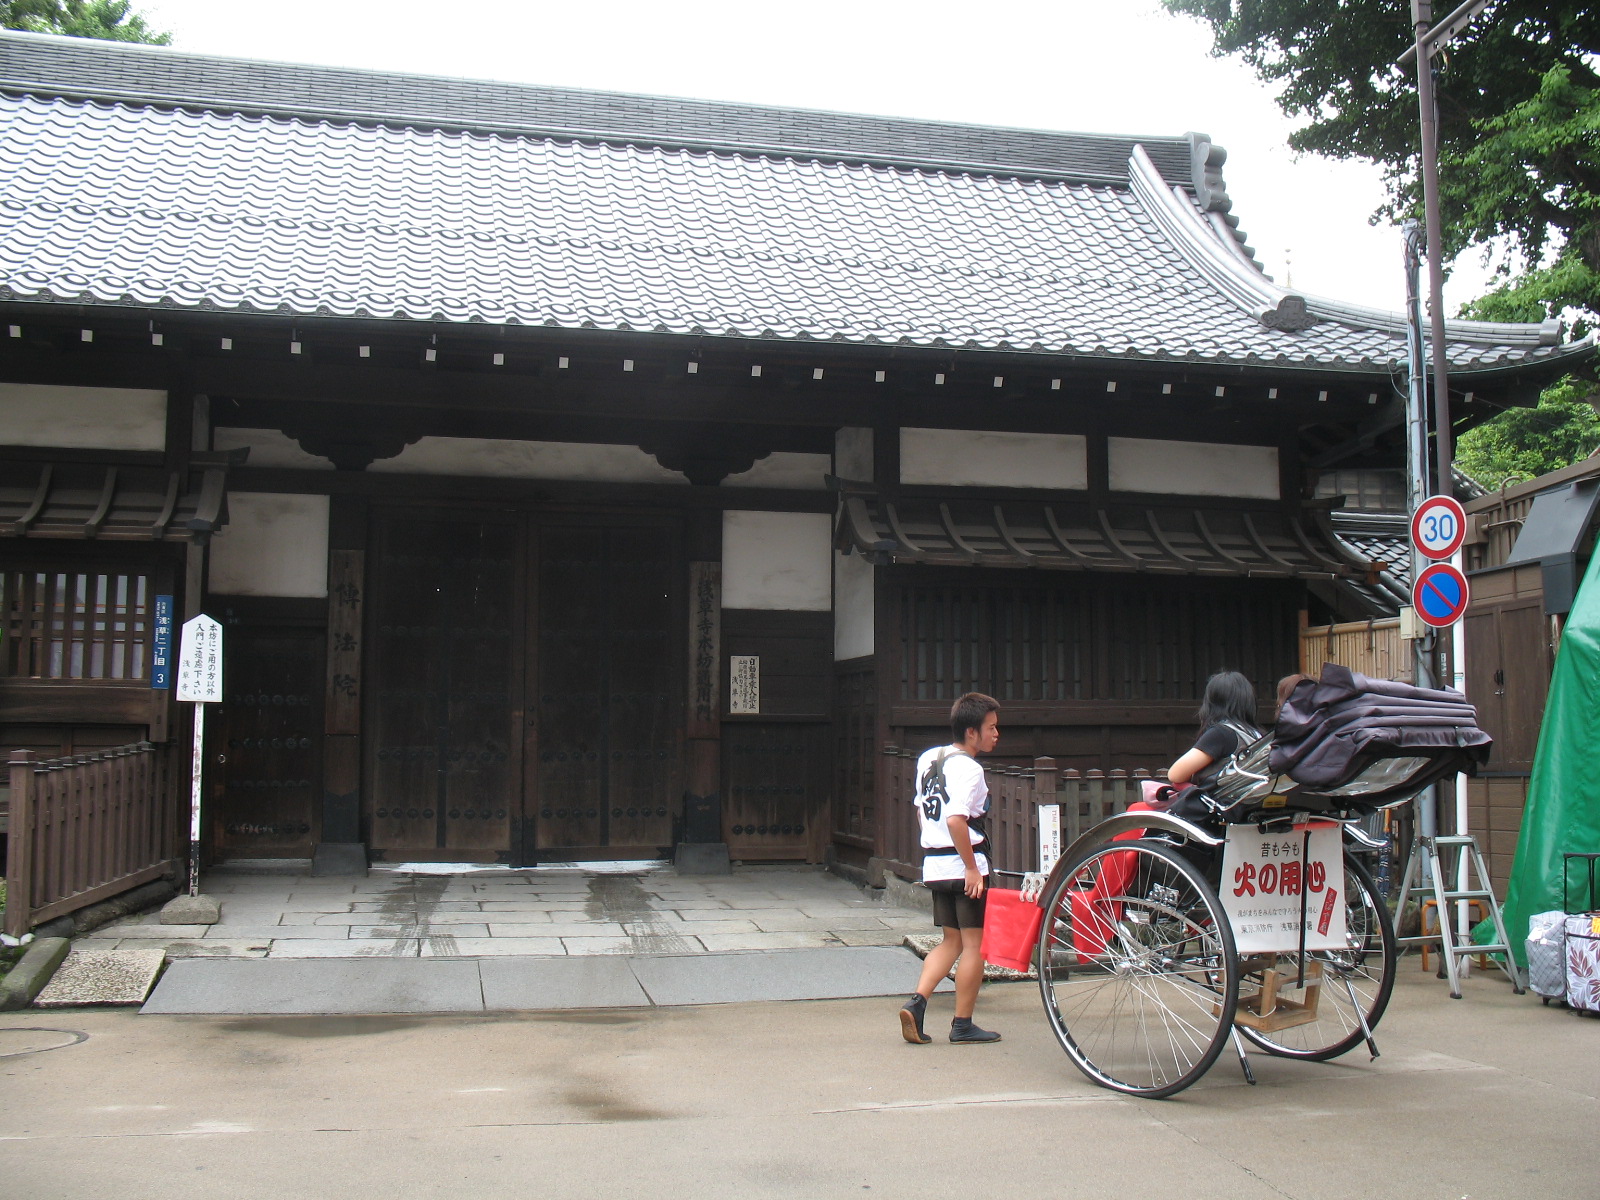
<box><xmin>676</xmin><ymin>506</ymin><xmax>729</xmax><ymax>873</ymax></box>
<box><xmin>314</xmin><ymin>496</ymin><xmax>368</xmax><ymax>875</ymax></box>
<box><xmin>5</xmin><ymin>750</ymin><xmax>35</xmax><ymax>937</ymax></box>
<box><xmin>870</xmin><ymin>561</ymin><xmax>899</xmax><ymax>878</ymax></box>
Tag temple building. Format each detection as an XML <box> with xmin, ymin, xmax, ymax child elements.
<box><xmin>0</xmin><ymin>30</ymin><xmax>1588</xmax><ymax>887</ymax></box>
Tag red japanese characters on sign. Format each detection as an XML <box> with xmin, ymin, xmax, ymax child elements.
<box><xmin>1219</xmin><ymin>820</ymin><xmax>1348</xmax><ymax>954</ymax></box>
<box><xmin>1231</xmin><ymin>857</ymin><xmax>1329</xmax><ymax>899</ymax></box>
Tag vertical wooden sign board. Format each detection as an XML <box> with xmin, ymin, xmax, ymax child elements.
<box><xmin>326</xmin><ymin>550</ymin><xmax>363</xmax><ymax>736</ymax></box>
<box><xmin>687</xmin><ymin>563</ymin><xmax>721</xmax><ymax>739</ymax></box>
<box><xmin>176</xmin><ymin>614</ymin><xmax>223</xmax><ymax>897</ymax></box>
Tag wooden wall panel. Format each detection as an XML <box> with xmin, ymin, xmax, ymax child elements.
<box><xmin>894</xmin><ymin>573</ymin><xmax>1298</xmax><ymax>707</ymax></box>
<box><xmin>602</xmin><ymin>525</ymin><xmax>679</xmax><ymax>851</ymax></box>
<box><xmin>215</xmin><ymin>626</ymin><xmax>325</xmax><ymax>856</ymax></box>
<box><xmin>1465</xmin><ymin>598</ymin><xmax>1552</xmax><ymax>773</ymax></box>
<box><xmin>1466</xmin><ymin>775</ymin><xmax>1529</xmax><ymax>896</ymax></box>
<box><xmin>532</xmin><ymin>521</ymin><xmax>680</xmax><ymax>857</ymax></box>
<box><xmin>365</xmin><ymin>512</ymin><xmax>519</xmax><ymax>860</ymax></box>
<box><xmin>832</xmin><ymin>659</ymin><xmax>875</xmax><ymax>851</ymax></box>
<box><xmin>721</xmin><ymin>609</ymin><xmax>831</xmax><ymax>718</ymax></box>
<box><xmin>724</xmin><ymin>721</ymin><xmax>829</xmax><ymax>862</ymax></box>
<box><xmin>882</xmin><ymin>571</ymin><xmax>1297</xmax><ymax>775</ymax></box>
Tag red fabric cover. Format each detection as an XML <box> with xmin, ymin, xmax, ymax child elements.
<box><xmin>1068</xmin><ymin>800</ymin><xmax>1157</xmax><ymax>961</ymax></box>
<box><xmin>981</xmin><ymin>887</ymin><xmax>1045</xmax><ymax>971</ymax></box>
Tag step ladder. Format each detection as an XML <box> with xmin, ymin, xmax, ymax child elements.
<box><xmin>1397</xmin><ymin>834</ymin><xmax>1525</xmax><ymax>999</ymax></box>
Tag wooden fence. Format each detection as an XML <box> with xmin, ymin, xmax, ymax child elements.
<box><xmin>4</xmin><ymin>742</ymin><xmax>176</xmax><ymax>936</ymax></box>
<box><xmin>878</xmin><ymin>745</ymin><xmax>1161</xmax><ymax>881</ymax></box>
<box><xmin>1300</xmin><ymin>617</ymin><xmax>1407</xmax><ymax>682</ymax></box>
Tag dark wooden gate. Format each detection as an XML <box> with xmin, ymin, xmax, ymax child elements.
<box><xmin>365</xmin><ymin>511</ymin><xmax>522</xmax><ymax>862</ymax></box>
<box><xmin>530</xmin><ymin>521</ymin><xmax>680</xmax><ymax>859</ymax></box>
<box><xmin>216</xmin><ymin>625</ymin><xmax>324</xmax><ymax>857</ymax></box>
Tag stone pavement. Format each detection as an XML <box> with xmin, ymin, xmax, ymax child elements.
<box><xmin>85</xmin><ymin>861</ymin><xmax>934</xmax><ymax>959</ymax></box>
<box><xmin>1</xmin><ymin>970</ymin><xmax>1591</xmax><ymax>1200</ymax></box>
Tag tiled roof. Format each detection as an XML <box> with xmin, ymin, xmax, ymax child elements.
<box><xmin>0</xmin><ymin>33</ymin><xmax>1202</xmax><ymax>187</ymax></box>
<box><xmin>834</xmin><ymin>489</ymin><xmax>1403</xmax><ymax>615</ymax></box>
<box><xmin>1331</xmin><ymin>512</ymin><xmax>1413</xmax><ymax>590</ymax></box>
<box><xmin>835</xmin><ymin>492</ymin><xmax>1362</xmax><ymax>578</ymax></box>
<box><xmin>0</xmin><ymin>455</ymin><xmax>232</xmax><ymax>540</ymax></box>
<box><xmin>0</xmin><ymin>32</ymin><xmax>1589</xmax><ymax>376</ymax></box>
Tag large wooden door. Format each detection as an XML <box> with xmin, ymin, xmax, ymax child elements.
<box><xmin>214</xmin><ymin>624</ymin><xmax>325</xmax><ymax>859</ymax></box>
<box><xmin>531</xmin><ymin>520</ymin><xmax>680</xmax><ymax>858</ymax></box>
<box><xmin>366</xmin><ymin>511</ymin><xmax>521</xmax><ymax>861</ymax></box>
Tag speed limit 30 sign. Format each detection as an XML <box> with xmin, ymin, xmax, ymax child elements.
<box><xmin>1411</xmin><ymin>495</ymin><xmax>1466</xmax><ymax>560</ymax></box>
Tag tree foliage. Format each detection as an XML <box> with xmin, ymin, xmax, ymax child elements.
<box><xmin>1</xmin><ymin>0</ymin><xmax>170</xmax><ymax>44</ymax></box>
<box><xmin>1455</xmin><ymin>377</ymin><xmax>1600</xmax><ymax>487</ymax></box>
<box><xmin>1163</xmin><ymin>2</ymin><xmax>1599</xmax><ymax>482</ymax></box>
<box><xmin>1161</xmin><ymin>1</ymin><xmax>1600</xmax><ymax>322</ymax></box>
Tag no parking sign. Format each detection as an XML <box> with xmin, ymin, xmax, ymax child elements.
<box><xmin>1412</xmin><ymin>562</ymin><xmax>1470</xmax><ymax>629</ymax></box>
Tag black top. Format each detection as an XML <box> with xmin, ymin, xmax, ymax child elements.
<box><xmin>1191</xmin><ymin>720</ymin><xmax>1261</xmax><ymax>789</ymax></box>
<box><xmin>1195</xmin><ymin>723</ymin><xmax>1243</xmax><ymax>763</ymax></box>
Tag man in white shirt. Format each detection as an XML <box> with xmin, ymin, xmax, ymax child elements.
<box><xmin>899</xmin><ymin>692</ymin><xmax>1002</xmax><ymax>1045</ymax></box>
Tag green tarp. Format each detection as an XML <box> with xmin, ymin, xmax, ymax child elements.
<box><xmin>1503</xmin><ymin>546</ymin><xmax>1600</xmax><ymax>964</ymax></box>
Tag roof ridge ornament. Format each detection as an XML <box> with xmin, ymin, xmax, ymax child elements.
<box><xmin>1257</xmin><ymin>295</ymin><xmax>1320</xmax><ymax>332</ymax></box>
<box><xmin>1186</xmin><ymin>133</ymin><xmax>1232</xmax><ymax>215</ymax></box>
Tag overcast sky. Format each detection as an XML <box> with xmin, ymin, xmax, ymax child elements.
<box><xmin>141</xmin><ymin>0</ymin><xmax>1494</xmax><ymax>313</ymax></box>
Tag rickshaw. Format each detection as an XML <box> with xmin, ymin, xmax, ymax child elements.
<box><xmin>1032</xmin><ymin>666</ymin><xmax>1492</xmax><ymax>1098</ymax></box>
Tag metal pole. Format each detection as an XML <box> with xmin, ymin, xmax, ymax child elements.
<box><xmin>188</xmin><ymin>701</ymin><xmax>205</xmax><ymax>898</ymax></box>
<box><xmin>1452</xmin><ymin>580</ymin><xmax>1472</xmax><ymax>949</ymax></box>
<box><xmin>1412</xmin><ymin>0</ymin><xmax>1453</xmax><ymax>493</ymax></box>
<box><xmin>1403</xmin><ymin>220</ymin><xmax>1439</xmax><ymax>840</ymax></box>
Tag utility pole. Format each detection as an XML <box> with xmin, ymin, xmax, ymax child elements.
<box><xmin>1393</xmin><ymin>2</ymin><xmax>1523</xmax><ymax>994</ymax></box>
<box><xmin>1399</xmin><ymin>0</ymin><xmax>1494</xmax><ymax>493</ymax></box>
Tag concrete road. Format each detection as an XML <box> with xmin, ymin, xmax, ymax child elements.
<box><xmin>1</xmin><ymin>968</ymin><xmax>1591</xmax><ymax>1200</ymax></box>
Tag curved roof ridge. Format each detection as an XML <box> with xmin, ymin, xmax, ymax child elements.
<box><xmin>0</xmin><ymin>29</ymin><xmax>1197</xmax><ymax>187</ymax></box>
<box><xmin>1132</xmin><ymin>144</ymin><xmax>1580</xmax><ymax>352</ymax></box>
<box><xmin>1131</xmin><ymin>144</ymin><xmax>1285</xmax><ymax>318</ymax></box>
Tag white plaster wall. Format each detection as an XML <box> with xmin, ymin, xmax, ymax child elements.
<box><xmin>209</xmin><ymin>493</ymin><xmax>331</xmax><ymax>598</ymax></box>
<box><xmin>0</xmin><ymin>382</ymin><xmax>166</xmax><ymax>451</ymax></box>
<box><xmin>834</xmin><ymin>547</ymin><xmax>875</xmax><ymax>660</ymax></box>
<box><xmin>1108</xmin><ymin>437</ymin><xmax>1280</xmax><ymax>500</ymax></box>
<box><xmin>213</xmin><ymin>427</ymin><xmax>336</xmax><ymax>470</ymax></box>
<box><xmin>722</xmin><ymin>511</ymin><xmax>833</xmax><ymax>611</ymax></box>
<box><xmin>900</xmin><ymin>427</ymin><xmax>1087</xmax><ymax>489</ymax></box>
<box><xmin>724</xmin><ymin>452</ymin><xmax>829</xmax><ymax>490</ymax></box>
<box><xmin>369</xmin><ymin>436</ymin><xmax>688</xmax><ymax>483</ymax></box>
<box><xmin>835</xmin><ymin>427</ymin><xmax>873</xmax><ymax>482</ymax></box>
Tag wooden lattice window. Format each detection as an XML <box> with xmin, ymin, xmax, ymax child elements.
<box><xmin>1</xmin><ymin>567</ymin><xmax>156</xmax><ymax>681</ymax></box>
<box><xmin>897</xmin><ymin>575</ymin><xmax>1299</xmax><ymax>703</ymax></box>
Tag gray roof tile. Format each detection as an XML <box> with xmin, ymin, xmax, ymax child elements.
<box><xmin>0</xmin><ymin>32</ymin><xmax>1589</xmax><ymax>376</ymax></box>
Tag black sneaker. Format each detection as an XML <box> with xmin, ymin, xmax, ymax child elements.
<box><xmin>949</xmin><ymin>1018</ymin><xmax>1001</xmax><ymax>1044</ymax></box>
<box><xmin>899</xmin><ymin>994</ymin><xmax>932</xmax><ymax>1044</ymax></box>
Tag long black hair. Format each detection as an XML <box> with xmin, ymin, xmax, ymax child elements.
<box><xmin>1197</xmin><ymin>670</ymin><xmax>1256</xmax><ymax>729</ymax></box>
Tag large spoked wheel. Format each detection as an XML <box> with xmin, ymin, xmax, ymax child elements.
<box><xmin>1036</xmin><ymin>838</ymin><xmax>1239</xmax><ymax>1099</ymax></box>
<box><xmin>1237</xmin><ymin>853</ymin><xmax>1396</xmax><ymax>1061</ymax></box>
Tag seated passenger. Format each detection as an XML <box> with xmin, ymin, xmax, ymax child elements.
<box><xmin>1166</xmin><ymin>670</ymin><xmax>1262</xmax><ymax>789</ymax></box>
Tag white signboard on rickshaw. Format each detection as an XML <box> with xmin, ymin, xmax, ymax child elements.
<box><xmin>1220</xmin><ymin>819</ymin><xmax>1348</xmax><ymax>954</ymax></box>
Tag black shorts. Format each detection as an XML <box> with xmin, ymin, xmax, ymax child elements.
<box><xmin>927</xmin><ymin>879</ymin><xmax>987</xmax><ymax>930</ymax></box>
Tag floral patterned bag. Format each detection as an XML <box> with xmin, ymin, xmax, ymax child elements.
<box><xmin>1564</xmin><ymin>914</ymin><xmax>1600</xmax><ymax>1015</ymax></box>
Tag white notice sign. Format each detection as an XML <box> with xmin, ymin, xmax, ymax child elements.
<box><xmin>1037</xmin><ymin>803</ymin><xmax>1062</xmax><ymax>874</ymax></box>
<box><xmin>1219</xmin><ymin>820</ymin><xmax>1348</xmax><ymax>954</ymax></box>
<box><xmin>176</xmin><ymin>614</ymin><xmax>223</xmax><ymax>703</ymax></box>
<box><xmin>729</xmin><ymin>655</ymin><xmax>759</xmax><ymax>714</ymax></box>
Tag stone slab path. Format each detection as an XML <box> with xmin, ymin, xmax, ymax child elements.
<box><xmin>140</xmin><ymin>945</ymin><xmax>952</xmax><ymax>1014</ymax></box>
<box><xmin>87</xmin><ymin>862</ymin><xmax>935</xmax><ymax>960</ymax></box>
